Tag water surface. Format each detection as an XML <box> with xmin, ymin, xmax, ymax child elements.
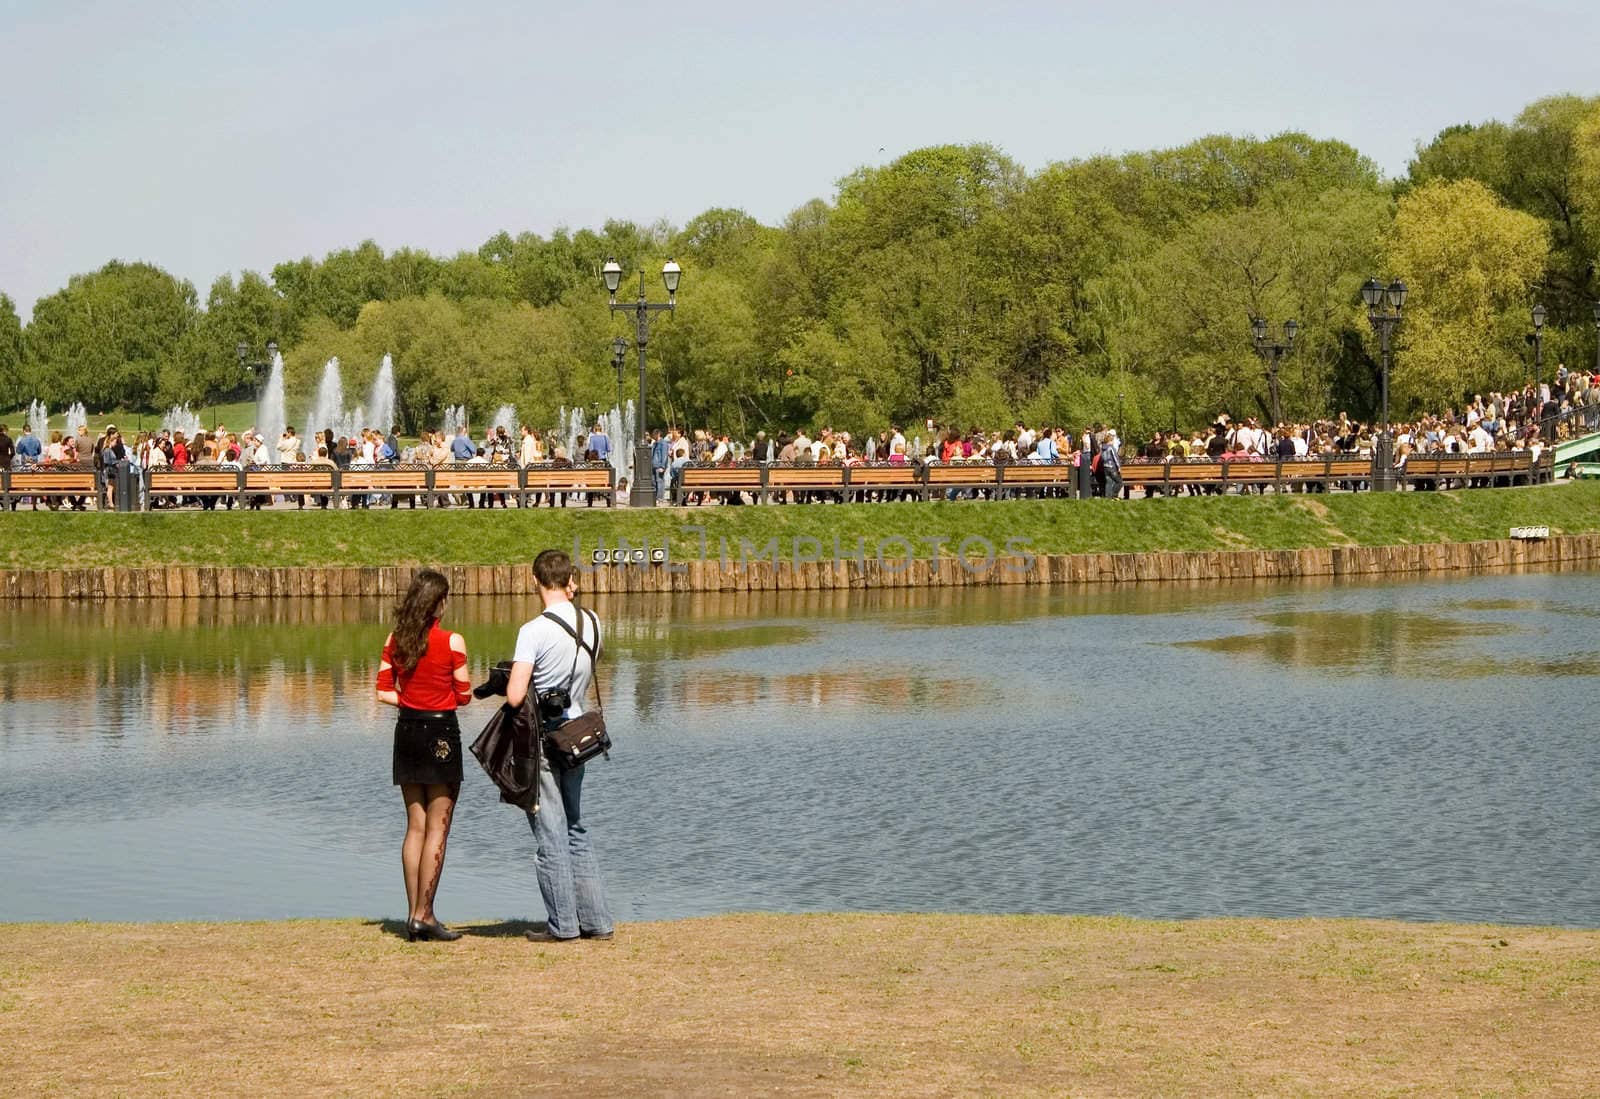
<box><xmin>2</xmin><ymin>572</ymin><xmax>1597</xmax><ymax>926</ymax></box>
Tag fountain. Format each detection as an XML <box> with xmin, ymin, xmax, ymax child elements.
<box><xmin>304</xmin><ymin>356</ymin><xmax>393</xmax><ymax>444</ymax></box>
<box><xmin>64</xmin><ymin>403</ymin><xmax>87</xmax><ymax>440</ymax></box>
<box><xmin>306</xmin><ymin>358</ymin><xmax>348</xmax><ymax>441</ymax></box>
<box><xmin>27</xmin><ymin>400</ymin><xmax>48</xmax><ymax>441</ymax></box>
<box><xmin>553</xmin><ymin>406</ymin><xmax>587</xmax><ymax>459</ymax></box>
<box><xmin>598</xmin><ymin>400</ymin><xmax>636</xmax><ymax>484</ymax></box>
<box><xmin>366</xmin><ymin>355</ymin><xmax>396</xmax><ymax>435</ymax></box>
<box><xmin>442</xmin><ymin>405</ymin><xmax>468</xmax><ymax>439</ymax></box>
<box><xmin>162</xmin><ymin>405</ymin><xmax>203</xmax><ymax>441</ymax></box>
<box><xmin>490</xmin><ymin>404</ymin><xmax>518</xmax><ymax>439</ymax></box>
<box><xmin>257</xmin><ymin>352</ymin><xmax>287</xmax><ymax>451</ymax></box>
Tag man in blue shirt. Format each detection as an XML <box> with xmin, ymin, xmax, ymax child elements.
<box><xmin>1031</xmin><ymin>430</ymin><xmax>1059</xmax><ymax>463</ymax></box>
<box><xmin>650</xmin><ymin>429</ymin><xmax>670</xmax><ymax>503</ymax></box>
<box><xmin>450</xmin><ymin>426</ymin><xmax>476</xmax><ymax>462</ymax></box>
<box><xmin>588</xmin><ymin>421</ymin><xmax>611</xmax><ymax>463</ymax></box>
<box><xmin>15</xmin><ymin>425</ymin><xmax>42</xmax><ymax>464</ymax></box>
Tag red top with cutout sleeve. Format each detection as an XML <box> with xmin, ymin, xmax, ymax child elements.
<box><xmin>376</xmin><ymin>621</ymin><xmax>469</xmax><ymax>710</ymax></box>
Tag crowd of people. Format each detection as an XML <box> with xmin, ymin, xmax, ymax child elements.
<box><xmin>2</xmin><ymin>366</ymin><xmax>1596</xmax><ymax>509</ymax></box>
<box><xmin>0</xmin><ymin>418</ymin><xmax>620</xmax><ymax>510</ymax></box>
<box><xmin>656</xmin><ymin>370</ymin><xmax>1599</xmax><ymax>503</ymax></box>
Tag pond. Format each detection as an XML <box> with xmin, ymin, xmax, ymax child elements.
<box><xmin>2</xmin><ymin>571</ymin><xmax>1597</xmax><ymax>927</ymax></box>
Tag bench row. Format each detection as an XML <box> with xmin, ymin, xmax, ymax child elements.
<box><xmin>677</xmin><ymin>452</ymin><xmax>1555</xmax><ymax>502</ymax></box>
<box><xmin>0</xmin><ymin>463</ymin><xmax>617</xmax><ymax>510</ymax></box>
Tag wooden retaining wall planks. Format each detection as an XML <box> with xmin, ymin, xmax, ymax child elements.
<box><xmin>1</xmin><ymin>535</ymin><xmax>1597</xmax><ymax>599</ymax></box>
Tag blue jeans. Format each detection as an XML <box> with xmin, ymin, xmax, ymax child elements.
<box><xmin>653</xmin><ymin>467</ymin><xmax>667</xmax><ymax>502</ymax></box>
<box><xmin>524</xmin><ymin>762</ymin><xmax>612</xmax><ymax>939</ymax></box>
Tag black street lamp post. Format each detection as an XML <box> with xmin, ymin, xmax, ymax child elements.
<box><xmin>1530</xmin><ymin>304</ymin><xmax>1546</xmax><ymax>388</ymax></box>
<box><xmin>604</xmin><ymin>258</ymin><xmax>681</xmax><ymax>508</ymax></box>
<box><xmin>610</xmin><ymin>336</ymin><xmax>628</xmax><ymax>420</ymax></box>
<box><xmin>1249</xmin><ymin>316</ymin><xmax>1298</xmax><ymax>427</ymax></box>
<box><xmin>234</xmin><ymin>339</ymin><xmax>279</xmax><ymax>430</ymax></box>
<box><xmin>1361</xmin><ymin>277</ymin><xmax>1407</xmax><ymax>492</ymax></box>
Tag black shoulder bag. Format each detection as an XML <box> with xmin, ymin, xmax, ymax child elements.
<box><xmin>538</xmin><ymin>606</ymin><xmax>611</xmax><ymax>769</ymax></box>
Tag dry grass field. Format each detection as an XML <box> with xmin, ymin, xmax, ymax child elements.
<box><xmin>2</xmin><ymin>913</ymin><xmax>1597</xmax><ymax>1097</ymax></box>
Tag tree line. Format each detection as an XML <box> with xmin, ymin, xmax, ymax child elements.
<box><xmin>3</xmin><ymin>92</ymin><xmax>1598</xmax><ymax>441</ymax></box>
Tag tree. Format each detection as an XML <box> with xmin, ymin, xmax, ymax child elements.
<box><xmin>0</xmin><ymin>294</ymin><xmax>23</xmax><ymax>410</ymax></box>
<box><xmin>1410</xmin><ymin>97</ymin><xmax>1600</xmax><ymax>323</ymax></box>
<box><xmin>24</xmin><ymin>261</ymin><xmax>200</xmax><ymax>411</ymax></box>
<box><xmin>1407</xmin><ymin>121</ymin><xmax>1513</xmax><ymax>197</ymax></box>
<box><xmin>1568</xmin><ymin>101</ymin><xmax>1600</xmax><ymax>271</ymax></box>
<box><xmin>1093</xmin><ymin>186</ymin><xmax>1387</xmax><ymax>425</ymax></box>
<box><xmin>652</xmin><ymin>270</ymin><xmax>761</xmax><ymax>433</ymax></box>
<box><xmin>1384</xmin><ymin>179</ymin><xmax>1549</xmax><ymax>412</ymax></box>
<box><xmin>161</xmin><ymin>270</ymin><xmax>291</xmax><ymax>407</ymax></box>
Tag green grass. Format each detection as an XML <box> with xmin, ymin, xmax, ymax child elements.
<box><xmin>0</xmin><ymin>400</ymin><xmax>259</xmax><ymax>438</ymax></box>
<box><xmin>1</xmin><ymin>481</ymin><xmax>1595</xmax><ymax>570</ymax></box>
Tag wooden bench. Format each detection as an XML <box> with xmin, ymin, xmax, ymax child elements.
<box><xmin>845</xmin><ymin>463</ymin><xmax>921</xmax><ymax>501</ymax></box>
<box><xmin>676</xmin><ymin>464</ymin><xmax>762</xmax><ymax>504</ymax></box>
<box><xmin>925</xmin><ymin>463</ymin><xmax>1000</xmax><ymax>497</ymax></box>
<box><xmin>766</xmin><ymin>465</ymin><xmax>847</xmax><ymax>501</ymax></box>
<box><xmin>5</xmin><ymin>466</ymin><xmax>99</xmax><ymax>508</ymax></box>
<box><xmin>1120</xmin><ymin>463</ymin><xmax>1172</xmax><ymax>493</ymax></box>
<box><xmin>1277</xmin><ymin>459</ymin><xmax>1333</xmax><ymax>489</ymax></box>
<box><xmin>1401</xmin><ymin>451</ymin><xmax>1539</xmax><ymax>489</ymax></box>
<box><xmin>147</xmin><ymin>467</ymin><xmax>243</xmax><ymax>502</ymax></box>
<box><xmin>521</xmin><ymin>464</ymin><xmax>615</xmax><ymax>507</ymax></box>
<box><xmin>429</xmin><ymin>464</ymin><xmax>520</xmax><ymax>506</ymax></box>
<box><xmin>242</xmin><ymin>467</ymin><xmax>337</xmax><ymax>496</ymax></box>
<box><xmin>337</xmin><ymin>465</ymin><xmax>430</xmax><ymax>504</ymax></box>
<box><xmin>1163</xmin><ymin>461</ymin><xmax>1228</xmax><ymax>490</ymax></box>
<box><xmin>1324</xmin><ymin>458</ymin><xmax>1373</xmax><ymax>489</ymax></box>
<box><xmin>998</xmin><ymin>460</ymin><xmax>1075</xmax><ymax>495</ymax></box>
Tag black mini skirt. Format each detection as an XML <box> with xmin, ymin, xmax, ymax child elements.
<box><xmin>393</xmin><ymin>708</ymin><xmax>464</xmax><ymax>786</ymax></box>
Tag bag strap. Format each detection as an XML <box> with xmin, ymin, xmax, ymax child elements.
<box><xmin>539</xmin><ymin>606</ymin><xmax>604</xmax><ymax>717</ymax></box>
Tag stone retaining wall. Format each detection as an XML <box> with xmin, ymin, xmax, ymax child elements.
<box><xmin>3</xmin><ymin>534</ymin><xmax>1598</xmax><ymax>599</ymax></box>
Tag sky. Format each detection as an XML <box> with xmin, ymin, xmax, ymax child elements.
<box><xmin>2</xmin><ymin>0</ymin><xmax>1596</xmax><ymax>319</ymax></box>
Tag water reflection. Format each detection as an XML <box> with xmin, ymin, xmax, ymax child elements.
<box><xmin>3</xmin><ymin>569</ymin><xmax>1599</xmax><ymax>927</ymax></box>
<box><xmin>664</xmin><ymin>669</ymin><xmax>986</xmax><ymax>712</ymax></box>
<box><xmin>1176</xmin><ymin>606</ymin><xmax>1600</xmax><ymax>678</ymax></box>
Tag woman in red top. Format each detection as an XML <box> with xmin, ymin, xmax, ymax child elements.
<box><xmin>376</xmin><ymin>569</ymin><xmax>473</xmax><ymax>942</ymax></box>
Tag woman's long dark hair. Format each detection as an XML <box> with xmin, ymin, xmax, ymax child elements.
<box><xmin>392</xmin><ymin>569</ymin><xmax>450</xmax><ymax>674</ymax></box>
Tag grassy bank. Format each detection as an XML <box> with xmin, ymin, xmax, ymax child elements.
<box><xmin>0</xmin><ymin>481</ymin><xmax>1596</xmax><ymax>570</ymax></box>
<box><xmin>0</xmin><ymin>400</ymin><xmax>259</xmax><ymax>439</ymax></box>
<box><xmin>2</xmin><ymin>914</ymin><xmax>1595</xmax><ymax>1096</ymax></box>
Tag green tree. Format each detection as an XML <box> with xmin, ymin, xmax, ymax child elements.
<box><xmin>1410</xmin><ymin>96</ymin><xmax>1600</xmax><ymax>323</ymax></box>
<box><xmin>1384</xmin><ymin>179</ymin><xmax>1549</xmax><ymax>412</ymax></box>
<box><xmin>25</xmin><ymin>261</ymin><xmax>200</xmax><ymax>411</ymax></box>
<box><xmin>162</xmin><ymin>270</ymin><xmax>291</xmax><ymax>407</ymax></box>
<box><xmin>652</xmin><ymin>270</ymin><xmax>760</xmax><ymax>433</ymax></box>
<box><xmin>0</xmin><ymin>293</ymin><xmax>23</xmax><ymax>410</ymax></box>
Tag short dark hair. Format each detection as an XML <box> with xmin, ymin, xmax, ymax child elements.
<box><xmin>533</xmin><ymin>549</ymin><xmax>575</xmax><ymax>590</ymax></box>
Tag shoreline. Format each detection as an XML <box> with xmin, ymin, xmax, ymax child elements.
<box><xmin>4</xmin><ymin>531</ymin><xmax>1598</xmax><ymax>599</ymax></box>
<box><xmin>5</xmin><ymin>913</ymin><xmax>1596</xmax><ymax>1096</ymax></box>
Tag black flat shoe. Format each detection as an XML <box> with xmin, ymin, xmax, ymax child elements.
<box><xmin>580</xmin><ymin>930</ymin><xmax>614</xmax><ymax>941</ymax></box>
<box><xmin>413</xmin><ymin>918</ymin><xmax>462</xmax><ymax>942</ymax></box>
<box><xmin>523</xmin><ymin>929</ymin><xmax>579</xmax><ymax>943</ymax></box>
<box><xmin>405</xmin><ymin>918</ymin><xmax>422</xmax><ymax>942</ymax></box>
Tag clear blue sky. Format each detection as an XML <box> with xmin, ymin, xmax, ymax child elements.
<box><xmin>3</xmin><ymin>0</ymin><xmax>1595</xmax><ymax>318</ymax></box>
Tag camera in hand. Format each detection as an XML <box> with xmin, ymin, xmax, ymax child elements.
<box><xmin>536</xmin><ymin>686</ymin><xmax>572</xmax><ymax>726</ymax></box>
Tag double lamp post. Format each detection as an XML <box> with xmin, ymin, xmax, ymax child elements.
<box><xmin>1361</xmin><ymin>277</ymin><xmax>1407</xmax><ymax>492</ymax></box>
<box><xmin>603</xmin><ymin>257</ymin><xmax>681</xmax><ymax>508</ymax></box>
<box><xmin>1249</xmin><ymin>316</ymin><xmax>1297</xmax><ymax>427</ymax></box>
